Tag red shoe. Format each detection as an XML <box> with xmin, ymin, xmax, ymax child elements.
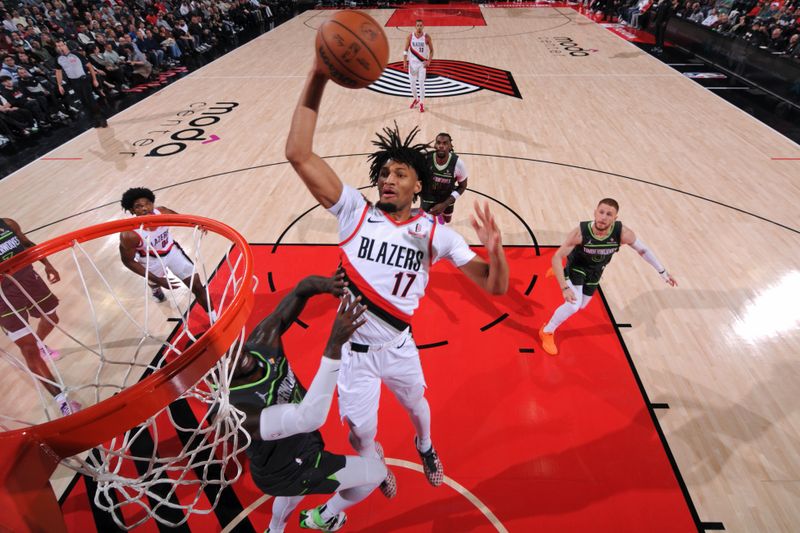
<box><xmin>410</xmin><ymin>98</ymin><xmax>418</xmax><ymax>109</ymax></box>
<box><xmin>419</xmin><ymin>103</ymin><xmax>425</xmax><ymax>113</ymax></box>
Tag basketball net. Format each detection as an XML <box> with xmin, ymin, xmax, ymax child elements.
<box><xmin>0</xmin><ymin>216</ymin><xmax>255</xmax><ymax>529</ymax></box>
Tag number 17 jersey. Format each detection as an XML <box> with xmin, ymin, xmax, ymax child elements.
<box><xmin>329</xmin><ymin>185</ymin><xmax>475</xmax><ymax>343</ymax></box>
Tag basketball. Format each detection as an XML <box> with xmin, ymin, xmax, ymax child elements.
<box><xmin>315</xmin><ymin>11</ymin><xmax>389</xmax><ymax>89</ymax></box>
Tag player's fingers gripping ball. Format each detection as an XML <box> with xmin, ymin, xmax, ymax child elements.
<box><xmin>315</xmin><ymin>11</ymin><xmax>389</xmax><ymax>89</ymax></box>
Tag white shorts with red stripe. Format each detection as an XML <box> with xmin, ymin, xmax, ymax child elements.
<box><xmin>135</xmin><ymin>245</ymin><xmax>195</xmax><ymax>280</ymax></box>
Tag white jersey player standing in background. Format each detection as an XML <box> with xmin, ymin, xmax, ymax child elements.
<box><xmin>119</xmin><ymin>187</ymin><xmax>216</xmax><ymax>322</ymax></box>
<box><xmin>403</xmin><ymin>18</ymin><xmax>433</xmax><ymax>113</ymax></box>
<box><xmin>286</xmin><ymin>58</ymin><xmax>509</xmax><ymax>498</ymax></box>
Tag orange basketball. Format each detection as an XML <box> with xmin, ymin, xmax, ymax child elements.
<box><xmin>315</xmin><ymin>11</ymin><xmax>389</xmax><ymax>89</ymax></box>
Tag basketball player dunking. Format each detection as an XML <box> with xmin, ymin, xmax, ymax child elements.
<box><xmin>118</xmin><ymin>188</ymin><xmax>216</xmax><ymax>322</ymax></box>
<box><xmin>539</xmin><ymin>198</ymin><xmax>677</xmax><ymax>355</ymax></box>
<box><xmin>403</xmin><ymin>19</ymin><xmax>433</xmax><ymax>113</ymax></box>
<box><xmin>286</xmin><ymin>62</ymin><xmax>509</xmax><ymax>496</ymax></box>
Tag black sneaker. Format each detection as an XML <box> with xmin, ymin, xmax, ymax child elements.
<box><xmin>152</xmin><ymin>287</ymin><xmax>166</xmax><ymax>302</ymax></box>
<box><xmin>415</xmin><ymin>437</ymin><xmax>444</xmax><ymax>487</ymax></box>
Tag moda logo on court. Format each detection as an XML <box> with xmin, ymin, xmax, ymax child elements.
<box><xmin>367</xmin><ymin>60</ymin><xmax>522</xmax><ymax>99</ymax></box>
<box><xmin>538</xmin><ymin>36</ymin><xmax>598</xmax><ymax>57</ymax></box>
<box><xmin>120</xmin><ymin>101</ymin><xmax>239</xmax><ymax>158</ymax></box>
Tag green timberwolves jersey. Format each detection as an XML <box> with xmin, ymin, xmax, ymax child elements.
<box><xmin>566</xmin><ymin>220</ymin><xmax>623</xmax><ymax>272</ymax></box>
<box><xmin>424</xmin><ymin>152</ymin><xmax>460</xmax><ymax>200</ymax></box>
<box><xmin>0</xmin><ymin>219</ymin><xmax>25</xmax><ymax>262</ymax></box>
<box><xmin>232</xmin><ymin>344</ymin><xmax>324</xmax><ymax>486</ymax></box>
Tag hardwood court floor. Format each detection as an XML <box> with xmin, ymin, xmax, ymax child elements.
<box><xmin>1</xmin><ymin>5</ymin><xmax>798</xmax><ymax>531</ymax></box>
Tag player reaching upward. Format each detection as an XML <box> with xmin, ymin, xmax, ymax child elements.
<box><xmin>539</xmin><ymin>198</ymin><xmax>677</xmax><ymax>355</ymax></box>
<box><xmin>285</xmin><ymin>61</ymin><xmax>509</xmax><ymax>496</ymax></box>
<box><xmin>0</xmin><ymin>217</ymin><xmax>80</xmax><ymax>416</ymax></box>
<box><xmin>118</xmin><ymin>187</ymin><xmax>216</xmax><ymax>322</ymax></box>
<box><xmin>403</xmin><ymin>19</ymin><xmax>433</xmax><ymax>113</ymax></box>
<box><xmin>231</xmin><ymin>273</ymin><xmax>386</xmax><ymax>532</ymax></box>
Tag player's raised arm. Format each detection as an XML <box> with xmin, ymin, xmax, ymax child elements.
<box><xmin>246</xmin><ymin>272</ymin><xmax>347</xmax><ymax>346</ymax></box>
<box><xmin>285</xmin><ymin>64</ymin><xmax>344</xmax><ymax>209</ymax></box>
<box><xmin>458</xmin><ymin>202</ymin><xmax>509</xmax><ymax>295</ymax></box>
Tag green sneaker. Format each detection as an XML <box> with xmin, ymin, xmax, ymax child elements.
<box><xmin>299</xmin><ymin>505</ymin><xmax>347</xmax><ymax>531</ymax></box>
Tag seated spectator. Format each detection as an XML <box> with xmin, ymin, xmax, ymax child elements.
<box><xmin>119</xmin><ymin>43</ymin><xmax>152</xmax><ymax>83</ymax></box>
<box><xmin>0</xmin><ymin>91</ymin><xmax>37</xmax><ymax>136</ymax></box>
<box><xmin>87</xmin><ymin>43</ymin><xmax>129</xmax><ymax>90</ymax></box>
<box><xmin>768</xmin><ymin>27</ymin><xmax>789</xmax><ymax>50</ymax></box>
<box><xmin>1</xmin><ymin>56</ymin><xmax>20</xmax><ymax>82</ymax></box>
<box><xmin>702</xmin><ymin>8</ymin><xmax>719</xmax><ymax>25</ymax></box>
<box><xmin>0</xmin><ymin>74</ymin><xmax>51</xmax><ymax>128</ymax></box>
<box><xmin>714</xmin><ymin>12</ymin><xmax>734</xmax><ymax>31</ymax></box>
<box><xmin>138</xmin><ymin>28</ymin><xmax>166</xmax><ymax>68</ymax></box>
<box><xmin>743</xmin><ymin>21</ymin><xmax>769</xmax><ymax>46</ymax></box>
<box><xmin>158</xmin><ymin>26</ymin><xmax>182</xmax><ymax>61</ymax></box>
<box><xmin>17</xmin><ymin>67</ymin><xmax>70</xmax><ymax>123</ymax></box>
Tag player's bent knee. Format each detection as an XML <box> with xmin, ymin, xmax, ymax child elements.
<box><xmin>395</xmin><ymin>383</ymin><xmax>426</xmax><ymax>410</ymax></box>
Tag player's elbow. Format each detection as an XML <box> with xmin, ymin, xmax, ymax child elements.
<box><xmin>488</xmin><ymin>281</ymin><xmax>508</xmax><ymax>296</ymax></box>
<box><xmin>284</xmin><ymin>138</ymin><xmax>310</xmax><ymax>166</ymax></box>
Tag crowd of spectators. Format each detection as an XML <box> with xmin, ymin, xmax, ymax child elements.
<box><xmin>0</xmin><ymin>0</ymin><xmax>295</xmax><ymax>150</ymax></box>
<box><xmin>593</xmin><ymin>0</ymin><xmax>800</xmax><ymax>58</ymax></box>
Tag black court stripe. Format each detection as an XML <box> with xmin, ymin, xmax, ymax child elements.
<box><xmin>417</xmin><ymin>340</ymin><xmax>448</xmax><ymax>350</ymax></box>
<box><xmin>168</xmin><ymin>399</ymin><xmax>255</xmax><ymax>532</ymax></box>
<box><xmin>128</xmin><ymin>425</ymin><xmax>190</xmax><ymax>532</ymax></box>
<box><xmin>525</xmin><ymin>274</ymin><xmax>538</xmax><ymax>296</ymax></box>
<box><xmin>83</xmin><ymin>461</ymin><xmax>125</xmax><ymax>532</ymax></box>
<box><xmin>294</xmin><ymin>317</ymin><xmax>309</xmax><ymax>329</ymax></box>
<box><xmin>480</xmin><ymin>313</ymin><xmax>509</xmax><ymax>332</ymax></box>
<box><xmin>519</xmin><ymin>347</ymin><xmax>535</xmax><ymax>353</ymax></box>
<box><xmin>701</xmin><ymin>522</ymin><xmax>726</xmax><ymax>530</ymax></box>
<box><xmin>596</xmin><ymin>288</ymin><xmax>707</xmax><ymax>530</ymax></box>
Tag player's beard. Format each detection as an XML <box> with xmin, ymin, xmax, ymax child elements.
<box><xmin>376</xmin><ymin>201</ymin><xmax>399</xmax><ymax>213</ymax></box>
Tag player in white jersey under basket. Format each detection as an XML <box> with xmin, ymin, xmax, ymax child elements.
<box><xmin>119</xmin><ymin>187</ymin><xmax>216</xmax><ymax>322</ymax></box>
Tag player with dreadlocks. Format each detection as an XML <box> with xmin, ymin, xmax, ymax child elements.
<box><xmin>285</xmin><ymin>62</ymin><xmax>509</xmax><ymax>507</ymax></box>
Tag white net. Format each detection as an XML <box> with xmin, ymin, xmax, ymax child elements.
<box><xmin>0</xmin><ymin>219</ymin><xmax>254</xmax><ymax>529</ymax></box>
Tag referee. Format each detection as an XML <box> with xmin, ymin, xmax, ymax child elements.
<box><xmin>54</xmin><ymin>40</ymin><xmax>107</xmax><ymax>128</ymax></box>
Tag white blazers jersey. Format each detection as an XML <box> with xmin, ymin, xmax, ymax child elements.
<box><xmin>133</xmin><ymin>208</ymin><xmax>175</xmax><ymax>256</ymax></box>
<box><xmin>330</xmin><ymin>186</ymin><xmax>475</xmax><ymax>342</ymax></box>
<box><xmin>408</xmin><ymin>32</ymin><xmax>429</xmax><ymax>64</ymax></box>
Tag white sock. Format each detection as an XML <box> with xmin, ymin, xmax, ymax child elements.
<box><xmin>209</xmin><ymin>309</ymin><xmax>218</xmax><ymax>323</ymax></box>
<box><xmin>543</xmin><ymin>285</ymin><xmax>583</xmax><ymax>333</ymax></box>
<box><xmin>54</xmin><ymin>392</ymin><xmax>67</xmax><ymax>404</ymax></box>
<box><xmin>269</xmin><ymin>496</ymin><xmax>303</xmax><ymax>532</ymax></box>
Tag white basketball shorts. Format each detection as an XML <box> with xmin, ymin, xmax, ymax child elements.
<box><xmin>337</xmin><ymin>328</ymin><xmax>426</xmax><ymax>427</ymax></box>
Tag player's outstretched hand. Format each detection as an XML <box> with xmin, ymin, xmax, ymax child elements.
<box><xmin>661</xmin><ymin>271</ymin><xmax>678</xmax><ymax>287</ymax></box>
<box><xmin>324</xmin><ymin>295</ymin><xmax>367</xmax><ymax>359</ymax></box>
<box><xmin>471</xmin><ymin>201</ymin><xmax>502</xmax><ymax>256</ymax></box>
<box><xmin>300</xmin><ymin>271</ymin><xmax>348</xmax><ymax>297</ymax></box>
<box><xmin>44</xmin><ymin>264</ymin><xmax>60</xmax><ymax>283</ymax></box>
